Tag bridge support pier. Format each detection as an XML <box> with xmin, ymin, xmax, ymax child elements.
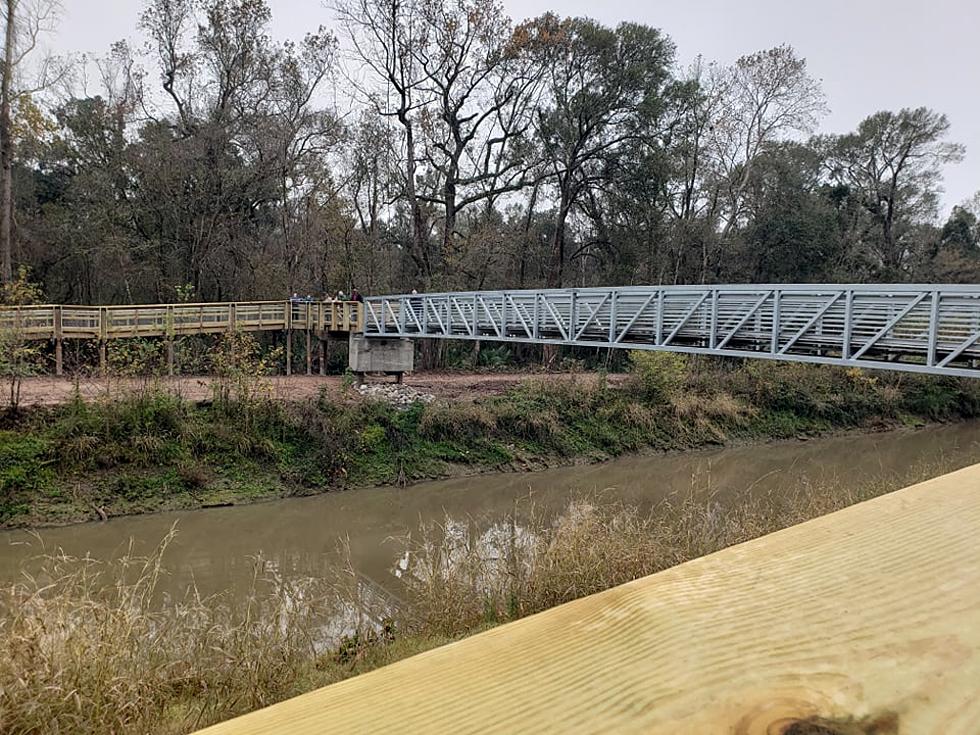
<box><xmin>285</xmin><ymin>330</ymin><xmax>292</xmax><ymax>376</ymax></box>
<box><xmin>318</xmin><ymin>337</ymin><xmax>326</xmax><ymax>376</ymax></box>
<box><xmin>348</xmin><ymin>334</ymin><xmax>414</xmax><ymax>384</ymax></box>
<box><xmin>166</xmin><ymin>339</ymin><xmax>175</xmax><ymax>376</ymax></box>
<box><xmin>98</xmin><ymin>340</ymin><xmax>106</xmax><ymax>376</ymax></box>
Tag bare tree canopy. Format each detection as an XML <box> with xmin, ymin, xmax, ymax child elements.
<box><xmin>0</xmin><ymin>0</ymin><xmax>973</xmax><ymax>297</ymax></box>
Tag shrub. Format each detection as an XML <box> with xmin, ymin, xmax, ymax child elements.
<box><xmin>417</xmin><ymin>402</ymin><xmax>497</xmax><ymax>441</ymax></box>
<box><xmin>106</xmin><ymin>338</ymin><xmax>166</xmax><ymax>377</ymax></box>
<box><xmin>628</xmin><ymin>350</ymin><xmax>688</xmax><ymax>404</ymax></box>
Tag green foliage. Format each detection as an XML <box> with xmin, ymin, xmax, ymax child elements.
<box><xmin>628</xmin><ymin>351</ymin><xmax>687</xmax><ymax>404</ymax></box>
<box><xmin>418</xmin><ymin>402</ymin><xmax>497</xmax><ymax>441</ymax></box>
<box><xmin>3</xmin><ymin>361</ymin><xmax>980</xmax><ymax>528</ymax></box>
<box><xmin>210</xmin><ymin>332</ymin><xmax>284</xmax><ymax>430</ymax></box>
<box><xmin>0</xmin><ymin>433</ymin><xmax>54</xmax><ymax>504</ymax></box>
<box><xmin>0</xmin><ymin>328</ymin><xmax>42</xmax><ymax>413</ymax></box>
<box><xmin>1</xmin><ymin>266</ymin><xmax>45</xmax><ymax>413</ymax></box>
<box><xmin>0</xmin><ymin>266</ymin><xmax>44</xmax><ymax>306</ymax></box>
<box><xmin>897</xmin><ymin>376</ymin><xmax>971</xmax><ymax>420</ymax></box>
<box><xmin>106</xmin><ymin>339</ymin><xmax>165</xmax><ymax>377</ymax></box>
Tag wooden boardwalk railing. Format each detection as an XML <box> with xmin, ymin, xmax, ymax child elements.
<box><xmin>0</xmin><ymin>300</ymin><xmax>363</xmax><ymax>375</ymax></box>
<box><xmin>196</xmin><ymin>463</ymin><xmax>980</xmax><ymax>734</ymax></box>
<box><xmin>0</xmin><ymin>300</ymin><xmax>363</xmax><ymax>340</ymax></box>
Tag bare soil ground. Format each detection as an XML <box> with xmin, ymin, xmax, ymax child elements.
<box><xmin>4</xmin><ymin>372</ymin><xmax>628</xmax><ymax>407</ymax></box>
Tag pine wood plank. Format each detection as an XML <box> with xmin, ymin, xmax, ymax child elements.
<box><xmin>196</xmin><ymin>463</ymin><xmax>980</xmax><ymax>734</ymax></box>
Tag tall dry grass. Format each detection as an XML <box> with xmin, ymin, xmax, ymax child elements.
<box><xmin>0</xmin><ymin>528</ymin><xmax>334</xmax><ymax>734</ymax></box>
<box><xmin>0</xmin><ymin>461</ymin><xmax>946</xmax><ymax>734</ymax></box>
<box><xmin>387</xmin><ymin>461</ymin><xmax>943</xmax><ymax>637</ymax></box>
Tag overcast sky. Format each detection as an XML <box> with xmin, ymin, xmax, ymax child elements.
<box><xmin>54</xmin><ymin>0</ymin><xmax>978</xmax><ymax>215</ymax></box>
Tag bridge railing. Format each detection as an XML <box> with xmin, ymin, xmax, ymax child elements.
<box><xmin>364</xmin><ymin>284</ymin><xmax>980</xmax><ymax>378</ymax></box>
<box><xmin>0</xmin><ymin>301</ymin><xmax>364</xmax><ymax>340</ymax></box>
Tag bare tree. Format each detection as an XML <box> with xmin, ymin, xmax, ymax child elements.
<box><xmin>1</xmin><ymin>0</ymin><xmax>64</xmax><ymax>283</ymax></box>
<box><xmin>335</xmin><ymin>0</ymin><xmax>432</xmax><ymax>281</ymax></box>
<box><xmin>710</xmin><ymin>45</ymin><xmax>826</xmax><ymax>239</ymax></box>
<box><xmin>412</xmin><ymin>0</ymin><xmax>544</xmax><ymax>275</ymax></box>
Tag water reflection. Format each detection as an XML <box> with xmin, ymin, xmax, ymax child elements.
<box><xmin>2</xmin><ymin>422</ymin><xmax>979</xmax><ymax>618</ymax></box>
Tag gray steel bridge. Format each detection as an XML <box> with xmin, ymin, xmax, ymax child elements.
<box><xmin>363</xmin><ymin>284</ymin><xmax>980</xmax><ymax>378</ymax></box>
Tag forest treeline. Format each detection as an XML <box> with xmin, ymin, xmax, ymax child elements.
<box><xmin>1</xmin><ymin>0</ymin><xmax>978</xmax><ymax>304</ymax></box>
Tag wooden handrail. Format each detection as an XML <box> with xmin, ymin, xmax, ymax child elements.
<box><xmin>0</xmin><ymin>300</ymin><xmax>364</xmax><ymax>340</ymax></box>
<box><xmin>196</xmin><ymin>463</ymin><xmax>980</xmax><ymax>734</ymax></box>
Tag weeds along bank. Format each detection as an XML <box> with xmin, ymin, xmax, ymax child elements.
<box><xmin>2</xmin><ymin>353</ymin><xmax>980</xmax><ymax>527</ymax></box>
<box><xmin>0</xmin><ymin>466</ymin><xmax>943</xmax><ymax>735</ymax></box>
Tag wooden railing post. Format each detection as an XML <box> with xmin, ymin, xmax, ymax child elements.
<box><xmin>99</xmin><ymin>307</ymin><xmax>108</xmax><ymax>376</ymax></box>
<box><xmin>53</xmin><ymin>306</ymin><xmax>63</xmax><ymax>376</ymax></box>
<box><xmin>284</xmin><ymin>300</ymin><xmax>293</xmax><ymax>376</ymax></box>
<box><xmin>165</xmin><ymin>305</ymin><xmax>175</xmax><ymax>376</ymax></box>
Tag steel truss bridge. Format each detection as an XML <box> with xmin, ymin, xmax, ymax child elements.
<box><xmin>364</xmin><ymin>284</ymin><xmax>980</xmax><ymax>378</ymax></box>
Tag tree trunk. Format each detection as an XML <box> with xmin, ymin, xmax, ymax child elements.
<box><xmin>403</xmin><ymin>120</ymin><xmax>429</xmax><ymax>283</ymax></box>
<box><xmin>0</xmin><ymin>0</ymin><xmax>16</xmax><ymax>284</ymax></box>
<box><xmin>549</xmin><ymin>186</ymin><xmax>573</xmax><ymax>289</ymax></box>
<box><xmin>442</xmin><ymin>172</ymin><xmax>457</xmax><ymax>279</ymax></box>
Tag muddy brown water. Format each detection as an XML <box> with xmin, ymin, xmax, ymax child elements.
<box><xmin>2</xmin><ymin>423</ymin><xmax>980</xmax><ymax>603</ymax></box>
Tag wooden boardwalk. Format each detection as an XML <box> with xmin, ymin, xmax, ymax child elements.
<box><xmin>197</xmin><ymin>463</ymin><xmax>980</xmax><ymax>734</ymax></box>
<box><xmin>0</xmin><ymin>300</ymin><xmax>362</xmax><ymax>340</ymax></box>
<box><xmin>0</xmin><ymin>300</ymin><xmax>362</xmax><ymax>375</ymax></box>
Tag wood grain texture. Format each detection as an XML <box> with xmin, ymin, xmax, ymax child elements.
<box><xmin>197</xmin><ymin>464</ymin><xmax>980</xmax><ymax>735</ymax></box>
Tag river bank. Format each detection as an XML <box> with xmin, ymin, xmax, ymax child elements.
<box><xmin>3</xmin><ymin>357</ymin><xmax>980</xmax><ymax>528</ymax></box>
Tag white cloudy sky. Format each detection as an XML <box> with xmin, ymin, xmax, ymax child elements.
<box><xmin>52</xmin><ymin>0</ymin><xmax>979</xmax><ymax>214</ymax></box>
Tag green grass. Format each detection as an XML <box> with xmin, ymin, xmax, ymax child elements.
<box><xmin>2</xmin><ymin>359</ymin><xmax>980</xmax><ymax>527</ymax></box>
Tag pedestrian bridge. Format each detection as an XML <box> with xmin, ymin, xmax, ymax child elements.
<box><xmin>363</xmin><ymin>284</ymin><xmax>980</xmax><ymax>378</ymax></box>
<box><xmin>4</xmin><ymin>284</ymin><xmax>980</xmax><ymax>378</ymax></box>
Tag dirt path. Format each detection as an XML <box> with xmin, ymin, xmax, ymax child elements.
<box><xmin>4</xmin><ymin>372</ymin><xmax>628</xmax><ymax>407</ymax></box>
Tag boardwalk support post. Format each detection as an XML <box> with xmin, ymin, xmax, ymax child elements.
<box><xmin>306</xmin><ymin>330</ymin><xmax>312</xmax><ymax>375</ymax></box>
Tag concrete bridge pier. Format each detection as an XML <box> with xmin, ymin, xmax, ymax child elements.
<box><xmin>348</xmin><ymin>334</ymin><xmax>414</xmax><ymax>385</ymax></box>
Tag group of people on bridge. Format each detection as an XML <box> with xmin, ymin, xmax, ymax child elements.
<box><xmin>289</xmin><ymin>289</ymin><xmax>364</xmax><ymax>304</ymax></box>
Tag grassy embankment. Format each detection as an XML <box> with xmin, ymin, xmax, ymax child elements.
<box><xmin>0</xmin><ymin>461</ymin><xmax>948</xmax><ymax>734</ymax></box>
<box><xmin>2</xmin><ymin>353</ymin><xmax>980</xmax><ymax>527</ymax></box>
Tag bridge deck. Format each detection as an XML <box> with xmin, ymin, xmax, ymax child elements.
<box><xmin>364</xmin><ymin>285</ymin><xmax>980</xmax><ymax>377</ymax></box>
<box><xmin>0</xmin><ymin>300</ymin><xmax>363</xmax><ymax>340</ymax></box>
<box><xmin>196</xmin><ymin>463</ymin><xmax>980</xmax><ymax>734</ymax></box>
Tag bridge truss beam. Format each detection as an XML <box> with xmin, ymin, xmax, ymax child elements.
<box><xmin>364</xmin><ymin>285</ymin><xmax>980</xmax><ymax>378</ymax></box>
